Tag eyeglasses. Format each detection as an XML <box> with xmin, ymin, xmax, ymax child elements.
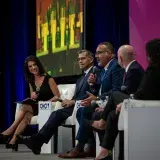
<box><xmin>96</xmin><ymin>50</ymin><xmax>108</xmax><ymax>54</ymax></box>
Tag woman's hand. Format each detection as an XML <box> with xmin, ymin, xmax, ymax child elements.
<box><xmin>49</xmin><ymin>96</ymin><xmax>59</xmax><ymax>102</ymax></box>
<box><xmin>31</xmin><ymin>92</ymin><xmax>38</xmax><ymax>100</ymax></box>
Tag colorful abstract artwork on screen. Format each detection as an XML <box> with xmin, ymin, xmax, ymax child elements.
<box><xmin>36</xmin><ymin>0</ymin><xmax>84</xmax><ymax>77</ymax></box>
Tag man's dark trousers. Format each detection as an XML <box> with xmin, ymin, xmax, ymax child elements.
<box><xmin>39</xmin><ymin>107</ymin><xmax>74</xmax><ymax>143</ymax></box>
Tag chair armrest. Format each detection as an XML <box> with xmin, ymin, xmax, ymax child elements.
<box><xmin>118</xmin><ymin>99</ymin><xmax>129</xmax><ymax>131</ymax></box>
<box><xmin>125</xmin><ymin>99</ymin><xmax>160</xmax><ymax>108</ymax></box>
<box><xmin>54</xmin><ymin>101</ymin><xmax>63</xmax><ymax>111</ymax></box>
<box><xmin>118</xmin><ymin>99</ymin><xmax>160</xmax><ymax>131</ymax></box>
<box><xmin>51</xmin><ymin>102</ymin><xmax>56</xmax><ymax>111</ymax></box>
<box><xmin>65</xmin><ymin>100</ymin><xmax>82</xmax><ymax>125</ymax></box>
<box><xmin>37</xmin><ymin>101</ymin><xmax>68</xmax><ymax>124</ymax></box>
<box><xmin>38</xmin><ymin>101</ymin><xmax>57</xmax><ymax>112</ymax></box>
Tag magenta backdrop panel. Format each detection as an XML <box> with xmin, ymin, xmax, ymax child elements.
<box><xmin>129</xmin><ymin>0</ymin><xmax>160</xmax><ymax>69</ymax></box>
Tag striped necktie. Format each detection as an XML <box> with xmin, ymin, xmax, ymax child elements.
<box><xmin>123</xmin><ymin>72</ymin><xmax>127</xmax><ymax>85</ymax></box>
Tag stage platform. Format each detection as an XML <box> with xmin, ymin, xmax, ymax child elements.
<box><xmin>0</xmin><ymin>144</ymin><xmax>93</xmax><ymax>160</ymax></box>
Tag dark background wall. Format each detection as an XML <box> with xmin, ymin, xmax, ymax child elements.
<box><xmin>0</xmin><ymin>0</ymin><xmax>36</xmax><ymax>131</ymax></box>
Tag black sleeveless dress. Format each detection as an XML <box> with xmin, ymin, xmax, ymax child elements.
<box><xmin>30</xmin><ymin>74</ymin><xmax>55</xmax><ymax>115</ymax></box>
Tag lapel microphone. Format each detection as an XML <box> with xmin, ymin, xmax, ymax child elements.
<box><xmin>36</xmin><ymin>87</ymin><xmax>40</xmax><ymax>97</ymax></box>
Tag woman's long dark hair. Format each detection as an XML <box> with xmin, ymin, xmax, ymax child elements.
<box><xmin>146</xmin><ymin>38</ymin><xmax>160</xmax><ymax>66</ymax></box>
<box><xmin>24</xmin><ymin>55</ymin><xmax>46</xmax><ymax>83</ymax></box>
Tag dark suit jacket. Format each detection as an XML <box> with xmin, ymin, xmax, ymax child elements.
<box><xmin>122</xmin><ymin>61</ymin><xmax>144</xmax><ymax>94</ymax></box>
<box><xmin>101</xmin><ymin>61</ymin><xmax>144</xmax><ymax>120</ymax></box>
<box><xmin>101</xmin><ymin>63</ymin><xmax>160</xmax><ymax>120</ymax></box>
<box><xmin>72</xmin><ymin>66</ymin><xmax>99</xmax><ymax>101</ymax></box>
<box><xmin>134</xmin><ymin>64</ymin><xmax>160</xmax><ymax>100</ymax></box>
<box><xmin>99</xmin><ymin>58</ymin><xmax>124</xmax><ymax>100</ymax></box>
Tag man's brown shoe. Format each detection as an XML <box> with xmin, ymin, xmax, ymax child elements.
<box><xmin>58</xmin><ymin>147</ymin><xmax>86</xmax><ymax>158</ymax></box>
<box><xmin>84</xmin><ymin>147</ymin><xmax>96</xmax><ymax>157</ymax></box>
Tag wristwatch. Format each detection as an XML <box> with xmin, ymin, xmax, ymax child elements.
<box><xmin>96</xmin><ymin>96</ymin><xmax>100</xmax><ymax>100</ymax></box>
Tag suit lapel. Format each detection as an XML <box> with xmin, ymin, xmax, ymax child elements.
<box><xmin>123</xmin><ymin>61</ymin><xmax>138</xmax><ymax>85</ymax></box>
<box><xmin>101</xmin><ymin>59</ymin><xmax>115</xmax><ymax>81</ymax></box>
<box><xmin>78</xmin><ymin>74</ymin><xmax>87</xmax><ymax>92</ymax></box>
<box><xmin>125</xmin><ymin>61</ymin><xmax>137</xmax><ymax>78</ymax></box>
<box><xmin>107</xmin><ymin>58</ymin><xmax>116</xmax><ymax>69</ymax></box>
<box><xmin>126</xmin><ymin>61</ymin><xmax>137</xmax><ymax>73</ymax></box>
<box><xmin>75</xmin><ymin>67</ymin><xmax>93</xmax><ymax>95</ymax></box>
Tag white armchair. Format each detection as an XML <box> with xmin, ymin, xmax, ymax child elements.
<box><xmin>38</xmin><ymin>84</ymin><xmax>76</xmax><ymax>154</ymax></box>
<box><xmin>118</xmin><ymin>99</ymin><xmax>160</xmax><ymax>160</ymax></box>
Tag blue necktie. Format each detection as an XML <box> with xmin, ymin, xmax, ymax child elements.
<box><xmin>101</xmin><ymin>69</ymin><xmax>106</xmax><ymax>82</ymax></box>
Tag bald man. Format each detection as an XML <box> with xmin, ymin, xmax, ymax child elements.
<box><xmin>117</xmin><ymin>45</ymin><xmax>144</xmax><ymax>94</ymax></box>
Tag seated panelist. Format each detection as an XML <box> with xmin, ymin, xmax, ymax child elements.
<box><xmin>0</xmin><ymin>55</ymin><xmax>60</xmax><ymax>151</ymax></box>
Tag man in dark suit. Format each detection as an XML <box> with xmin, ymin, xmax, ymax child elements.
<box><xmin>58</xmin><ymin>42</ymin><xmax>124</xmax><ymax>158</ymax></box>
<box><xmin>82</xmin><ymin>42</ymin><xmax>124</xmax><ymax>104</ymax></box>
<box><xmin>19</xmin><ymin>49</ymin><xmax>99</xmax><ymax>154</ymax></box>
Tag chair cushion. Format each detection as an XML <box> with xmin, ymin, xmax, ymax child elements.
<box><xmin>58</xmin><ymin>84</ymin><xmax>76</xmax><ymax>100</ymax></box>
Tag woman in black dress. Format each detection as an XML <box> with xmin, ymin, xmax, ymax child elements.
<box><xmin>0</xmin><ymin>55</ymin><xmax>60</xmax><ymax>150</ymax></box>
